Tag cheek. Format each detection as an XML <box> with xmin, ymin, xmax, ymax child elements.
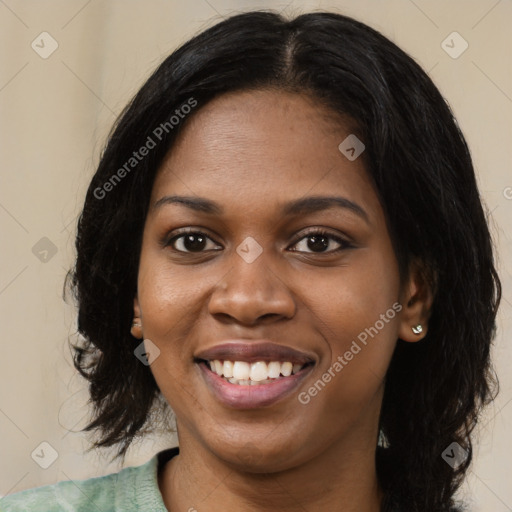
<box><xmin>137</xmin><ymin>255</ymin><xmax>199</xmax><ymax>362</ymax></box>
<box><xmin>305</xmin><ymin>249</ymin><xmax>399</xmax><ymax>339</ymax></box>
<box><xmin>137</xmin><ymin>265</ymin><xmax>198</xmax><ymax>413</ymax></box>
<box><xmin>302</xmin><ymin>250</ymin><xmax>400</xmax><ymax>397</ymax></box>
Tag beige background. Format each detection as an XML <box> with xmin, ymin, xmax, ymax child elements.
<box><xmin>0</xmin><ymin>0</ymin><xmax>511</xmax><ymax>510</ymax></box>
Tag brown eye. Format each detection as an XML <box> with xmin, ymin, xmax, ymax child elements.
<box><xmin>290</xmin><ymin>230</ymin><xmax>350</xmax><ymax>254</ymax></box>
<box><xmin>168</xmin><ymin>231</ymin><xmax>221</xmax><ymax>253</ymax></box>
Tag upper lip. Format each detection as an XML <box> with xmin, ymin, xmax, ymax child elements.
<box><xmin>194</xmin><ymin>341</ymin><xmax>317</xmax><ymax>365</ymax></box>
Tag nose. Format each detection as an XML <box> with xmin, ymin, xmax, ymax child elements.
<box><xmin>208</xmin><ymin>250</ymin><xmax>296</xmax><ymax>326</ymax></box>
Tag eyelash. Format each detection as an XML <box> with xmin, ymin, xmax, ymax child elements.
<box><xmin>164</xmin><ymin>227</ymin><xmax>352</xmax><ymax>255</ymax></box>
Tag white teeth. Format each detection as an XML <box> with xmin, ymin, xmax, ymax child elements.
<box><xmin>213</xmin><ymin>360</ymin><xmax>223</xmax><ymax>376</ymax></box>
<box><xmin>223</xmin><ymin>360</ymin><xmax>234</xmax><ymax>378</ymax></box>
<box><xmin>233</xmin><ymin>361</ymin><xmax>250</xmax><ymax>380</ymax></box>
<box><xmin>267</xmin><ymin>361</ymin><xmax>281</xmax><ymax>379</ymax></box>
<box><xmin>250</xmin><ymin>361</ymin><xmax>268</xmax><ymax>382</ymax></box>
<box><xmin>206</xmin><ymin>359</ymin><xmax>308</xmax><ymax>385</ymax></box>
<box><xmin>281</xmin><ymin>362</ymin><xmax>292</xmax><ymax>377</ymax></box>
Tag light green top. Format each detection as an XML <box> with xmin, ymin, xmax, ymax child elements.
<box><xmin>0</xmin><ymin>448</ymin><xmax>178</xmax><ymax>512</ymax></box>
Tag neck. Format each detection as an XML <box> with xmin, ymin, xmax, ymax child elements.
<box><xmin>159</xmin><ymin>429</ymin><xmax>383</xmax><ymax>512</ymax></box>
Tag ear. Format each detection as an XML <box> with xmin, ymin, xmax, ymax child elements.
<box><xmin>131</xmin><ymin>295</ymin><xmax>143</xmax><ymax>339</ymax></box>
<box><xmin>397</xmin><ymin>261</ymin><xmax>435</xmax><ymax>342</ymax></box>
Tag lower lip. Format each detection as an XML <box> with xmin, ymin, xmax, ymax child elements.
<box><xmin>198</xmin><ymin>362</ymin><xmax>313</xmax><ymax>409</ymax></box>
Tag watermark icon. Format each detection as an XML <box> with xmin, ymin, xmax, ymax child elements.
<box><xmin>237</xmin><ymin>442</ymin><xmax>263</xmax><ymax>465</ymax></box>
<box><xmin>236</xmin><ymin>236</ymin><xmax>263</xmax><ymax>263</ymax></box>
<box><xmin>31</xmin><ymin>32</ymin><xmax>59</xmax><ymax>59</ymax></box>
<box><xmin>94</xmin><ymin>97</ymin><xmax>197</xmax><ymax>200</ymax></box>
<box><xmin>298</xmin><ymin>302</ymin><xmax>402</xmax><ymax>405</ymax></box>
<box><xmin>503</xmin><ymin>187</ymin><xmax>512</xmax><ymax>200</ymax></box>
<box><xmin>338</xmin><ymin>134</ymin><xmax>365</xmax><ymax>161</ymax></box>
<box><xmin>441</xmin><ymin>442</ymin><xmax>468</xmax><ymax>469</ymax></box>
<box><xmin>32</xmin><ymin>237</ymin><xmax>58</xmax><ymax>263</ymax></box>
<box><xmin>441</xmin><ymin>32</ymin><xmax>468</xmax><ymax>59</ymax></box>
<box><xmin>134</xmin><ymin>339</ymin><xmax>161</xmax><ymax>366</ymax></box>
<box><xmin>31</xmin><ymin>441</ymin><xmax>59</xmax><ymax>469</ymax></box>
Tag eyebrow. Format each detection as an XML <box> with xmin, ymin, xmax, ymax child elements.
<box><xmin>152</xmin><ymin>195</ymin><xmax>369</xmax><ymax>223</ymax></box>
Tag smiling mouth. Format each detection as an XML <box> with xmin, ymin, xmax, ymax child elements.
<box><xmin>197</xmin><ymin>359</ymin><xmax>313</xmax><ymax>386</ymax></box>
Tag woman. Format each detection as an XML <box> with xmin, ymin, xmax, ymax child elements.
<box><xmin>1</xmin><ymin>10</ymin><xmax>501</xmax><ymax>512</ymax></box>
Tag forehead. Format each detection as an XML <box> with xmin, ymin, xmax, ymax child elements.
<box><xmin>151</xmin><ymin>89</ymin><xmax>381</xmax><ymax>222</ymax></box>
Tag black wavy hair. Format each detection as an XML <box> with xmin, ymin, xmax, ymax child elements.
<box><xmin>68</xmin><ymin>10</ymin><xmax>501</xmax><ymax>512</ymax></box>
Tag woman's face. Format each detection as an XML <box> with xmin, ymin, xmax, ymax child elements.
<box><xmin>135</xmin><ymin>89</ymin><xmax>418</xmax><ymax>471</ymax></box>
